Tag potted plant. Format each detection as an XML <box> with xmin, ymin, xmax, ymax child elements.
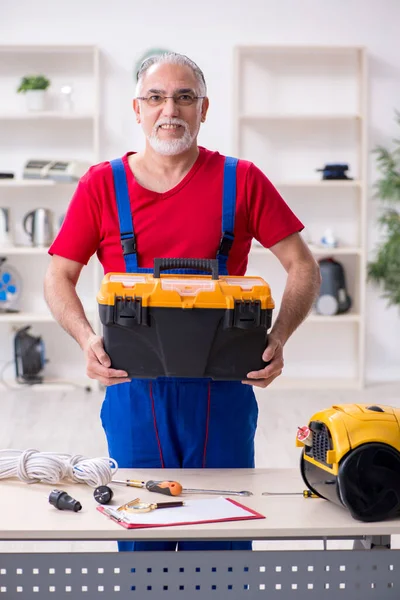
<box><xmin>367</xmin><ymin>110</ymin><xmax>400</xmax><ymax>308</ymax></box>
<box><xmin>17</xmin><ymin>75</ymin><xmax>51</xmax><ymax>111</ymax></box>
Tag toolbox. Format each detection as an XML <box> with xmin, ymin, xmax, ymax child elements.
<box><xmin>97</xmin><ymin>258</ymin><xmax>274</xmax><ymax>381</ymax></box>
<box><xmin>297</xmin><ymin>404</ymin><xmax>400</xmax><ymax>522</ymax></box>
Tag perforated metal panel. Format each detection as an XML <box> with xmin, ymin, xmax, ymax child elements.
<box><xmin>1</xmin><ymin>549</ymin><xmax>400</xmax><ymax>599</ymax></box>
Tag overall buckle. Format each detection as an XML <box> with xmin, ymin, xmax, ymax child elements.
<box><xmin>121</xmin><ymin>233</ymin><xmax>137</xmax><ymax>256</ymax></box>
<box><xmin>218</xmin><ymin>232</ymin><xmax>234</xmax><ymax>256</ymax></box>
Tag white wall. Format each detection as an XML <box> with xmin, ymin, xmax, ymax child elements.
<box><xmin>1</xmin><ymin>0</ymin><xmax>399</xmax><ymax>382</ymax></box>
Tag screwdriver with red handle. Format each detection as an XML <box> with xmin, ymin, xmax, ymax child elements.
<box><xmin>112</xmin><ymin>479</ymin><xmax>183</xmax><ymax>496</ymax></box>
<box><xmin>112</xmin><ymin>479</ymin><xmax>252</xmax><ymax>497</ymax></box>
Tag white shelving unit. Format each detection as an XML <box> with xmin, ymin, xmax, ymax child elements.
<box><xmin>270</xmin><ymin>180</ymin><xmax>362</xmax><ymax>188</ymax></box>
<box><xmin>0</xmin><ymin>44</ymin><xmax>101</xmax><ymax>390</ymax></box>
<box><xmin>0</xmin><ymin>180</ymin><xmax>76</xmax><ymax>187</ymax></box>
<box><xmin>234</xmin><ymin>45</ymin><xmax>367</xmax><ymax>389</ymax></box>
<box><xmin>240</xmin><ymin>114</ymin><xmax>362</xmax><ymax>122</ymax></box>
<box><xmin>0</xmin><ymin>311</ymin><xmax>96</xmax><ymax>324</ymax></box>
<box><xmin>251</xmin><ymin>245</ymin><xmax>362</xmax><ymax>257</ymax></box>
<box><xmin>0</xmin><ymin>112</ymin><xmax>95</xmax><ymax>120</ymax></box>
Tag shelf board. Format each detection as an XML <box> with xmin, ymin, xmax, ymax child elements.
<box><xmin>0</xmin><ymin>379</ymin><xmax>93</xmax><ymax>392</ymax></box>
<box><xmin>0</xmin><ymin>312</ymin><xmax>55</xmax><ymax>323</ymax></box>
<box><xmin>306</xmin><ymin>313</ymin><xmax>360</xmax><ymax>323</ymax></box>
<box><xmin>0</xmin><ymin>179</ymin><xmax>76</xmax><ymax>188</ymax></box>
<box><xmin>0</xmin><ymin>311</ymin><xmax>95</xmax><ymax>324</ymax></box>
<box><xmin>240</xmin><ymin>113</ymin><xmax>362</xmax><ymax>122</ymax></box>
<box><xmin>0</xmin><ymin>112</ymin><xmax>95</xmax><ymax>121</ymax></box>
<box><xmin>274</xmin><ymin>180</ymin><xmax>362</xmax><ymax>188</ymax></box>
<box><xmin>0</xmin><ymin>246</ymin><xmax>49</xmax><ymax>255</ymax></box>
<box><xmin>309</xmin><ymin>245</ymin><xmax>361</xmax><ymax>256</ymax></box>
<box><xmin>237</xmin><ymin>45</ymin><xmax>365</xmax><ymax>54</ymax></box>
<box><xmin>0</xmin><ymin>45</ymin><xmax>97</xmax><ymax>53</ymax></box>
<box><xmin>308</xmin><ymin>245</ymin><xmax>362</xmax><ymax>256</ymax></box>
<box><xmin>251</xmin><ymin>245</ymin><xmax>362</xmax><ymax>256</ymax></box>
<box><xmin>271</xmin><ymin>376</ymin><xmax>361</xmax><ymax>390</ymax></box>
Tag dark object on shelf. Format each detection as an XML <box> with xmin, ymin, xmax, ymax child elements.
<box><xmin>0</xmin><ymin>173</ymin><xmax>14</xmax><ymax>179</ymax></box>
<box><xmin>316</xmin><ymin>163</ymin><xmax>353</xmax><ymax>180</ymax></box>
<box><xmin>49</xmin><ymin>490</ymin><xmax>82</xmax><ymax>512</ymax></box>
<box><xmin>14</xmin><ymin>325</ymin><xmax>47</xmax><ymax>384</ymax></box>
<box><xmin>315</xmin><ymin>258</ymin><xmax>352</xmax><ymax>316</ymax></box>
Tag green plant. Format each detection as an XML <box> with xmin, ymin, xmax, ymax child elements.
<box><xmin>17</xmin><ymin>75</ymin><xmax>50</xmax><ymax>93</ymax></box>
<box><xmin>367</xmin><ymin>110</ymin><xmax>400</xmax><ymax>307</ymax></box>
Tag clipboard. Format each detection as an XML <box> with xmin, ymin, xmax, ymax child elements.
<box><xmin>97</xmin><ymin>497</ymin><xmax>265</xmax><ymax>529</ymax></box>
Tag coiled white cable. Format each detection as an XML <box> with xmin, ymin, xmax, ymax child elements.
<box><xmin>0</xmin><ymin>449</ymin><xmax>118</xmax><ymax>488</ymax></box>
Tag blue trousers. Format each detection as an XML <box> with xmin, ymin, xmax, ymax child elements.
<box><xmin>101</xmin><ymin>378</ymin><xmax>258</xmax><ymax>551</ymax></box>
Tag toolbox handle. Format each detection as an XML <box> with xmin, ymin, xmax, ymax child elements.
<box><xmin>153</xmin><ymin>258</ymin><xmax>219</xmax><ymax>280</ymax></box>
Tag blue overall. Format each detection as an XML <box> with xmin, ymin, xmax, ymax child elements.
<box><xmin>100</xmin><ymin>157</ymin><xmax>258</xmax><ymax>551</ymax></box>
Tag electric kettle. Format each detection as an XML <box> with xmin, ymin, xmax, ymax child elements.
<box><xmin>0</xmin><ymin>208</ymin><xmax>12</xmax><ymax>246</ymax></box>
<box><xmin>23</xmin><ymin>208</ymin><xmax>54</xmax><ymax>247</ymax></box>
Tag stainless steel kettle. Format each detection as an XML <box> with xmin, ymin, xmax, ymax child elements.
<box><xmin>23</xmin><ymin>208</ymin><xmax>54</xmax><ymax>247</ymax></box>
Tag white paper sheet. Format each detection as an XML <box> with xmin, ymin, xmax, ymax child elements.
<box><xmin>114</xmin><ymin>497</ymin><xmax>260</xmax><ymax>526</ymax></box>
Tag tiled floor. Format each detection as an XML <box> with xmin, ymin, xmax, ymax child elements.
<box><xmin>1</xmin><ymin>380</ymin><xmax>399</xmax><ymax>552</ymax></box>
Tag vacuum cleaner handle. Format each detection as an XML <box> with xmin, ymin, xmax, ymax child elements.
<box><xmin>153</xmin><ymin>258</ymin><xmax>219</xmax><ymax>280</ymax></box>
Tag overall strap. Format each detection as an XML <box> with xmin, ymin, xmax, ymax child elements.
<box><xmin>110</xmin><ymin>158</ymin><xmax>138</xmax><ymax>273</ymax></box>
<box><xmin>217</xmin><ymin>156</ymin><xmax>238</xmax><ymax>275</ymax></box>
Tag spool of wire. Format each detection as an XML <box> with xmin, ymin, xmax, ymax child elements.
<box><xmin>0</xmin><ymin>449</ymin><xmax>118</xmax><ymax>487</ymax></box>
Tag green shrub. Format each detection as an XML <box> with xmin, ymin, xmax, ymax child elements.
<box><xmin>368</xmin><ymin>110</ymin><xmax>400</xmax><ymax>307</ymax></box>
<box><xmin>17</xmin><ymin>75</ymin><xmax>50</xmax><ymax>93</ymax></box>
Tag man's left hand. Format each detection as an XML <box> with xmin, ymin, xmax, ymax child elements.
<box><xmin>243</xmin><ymin>334</ymin><xmax>284</xmax><ymax>388</ymax></box>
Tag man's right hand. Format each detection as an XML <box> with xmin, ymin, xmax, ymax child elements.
<box><xmin>84</xmin><ymin>334</ymin><xmax>131</xmax><ymax>386</ymax></box>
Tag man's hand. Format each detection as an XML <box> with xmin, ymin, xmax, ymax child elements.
<box><xmin>243</xmin><ymin>334</ymin><xmax>284</xmax><ymax>389</ymax></box>
<box><xmin>84</xmin><ymin>334</ymin><xmax>131</xmax><ymax>386</ymax></box>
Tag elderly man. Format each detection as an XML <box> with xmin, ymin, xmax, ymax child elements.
<box><xmin>45</xmin><ymin>52</ymin><xmax>320</xmax><ymax>552</ymax></box>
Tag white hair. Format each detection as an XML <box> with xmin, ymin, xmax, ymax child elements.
<box><xmin>135</xmin><ymin>52</ymin><xmax>207</xmax><ymax>97</ymax></box>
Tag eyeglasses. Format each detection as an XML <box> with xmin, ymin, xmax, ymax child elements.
<box><xmin>136</xmin><ymin>93</ymin><xmax>205</xmax><ymax>107</ymax></box>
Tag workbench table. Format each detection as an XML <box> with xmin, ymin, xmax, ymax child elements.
<box><xmin>0</xmin><ymin>468</ymin><xmax>399</xmax><ymax>599</ymax></box>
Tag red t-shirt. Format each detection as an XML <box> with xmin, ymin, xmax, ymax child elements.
<box><xmin>49</xmin><ymin>147</ymin><xmax>303</xmax><ymax>275</ymax></box>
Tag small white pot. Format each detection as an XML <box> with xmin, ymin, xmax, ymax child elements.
<box><xmin>25</xmin><ymin>89</ymin><xmax>46</xmax><ymax>111</ymax></box>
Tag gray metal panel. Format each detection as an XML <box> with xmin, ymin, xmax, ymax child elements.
<box><xmin>0</xmin><ymin>549</ymin><xmax>399</xmax><ymax>599</ymax></box>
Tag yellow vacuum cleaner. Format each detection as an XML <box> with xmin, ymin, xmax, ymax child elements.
<box><xmin>97</xmin><ymin>258</ymin><xmax>274</xmax><ymax>381</ymax></box>
<box><xmin>296</xmin><ymin>403</ymin><xmax>400</xmax><ymax>522</ymax></box>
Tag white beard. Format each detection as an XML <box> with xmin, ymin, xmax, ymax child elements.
<box><xmin>148</xmin><ymin>118</ymin><xmax>196</xmax><ymax>156</ymax></box>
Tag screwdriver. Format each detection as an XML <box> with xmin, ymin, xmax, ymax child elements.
<box><xmin>112</xmin><ymin>479</ymin><xmax>252</xmax><ymax>497</ymax></box>
<box><xmin>112</xmin><ymin>479</ymin><xmax>183</xmax><ymax>496</ymax></box>
<box><xmin>262</xmin><ymin>490</ymin><xmax>319</xmax><ymax>499</ymax></box>
<box><xmin>182</xmin><ymin>487</ymin><xmax>253</xmax><ymax>497</ymax></box>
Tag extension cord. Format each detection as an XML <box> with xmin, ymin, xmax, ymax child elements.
<box><xmin>0</xmin><ymin>449</ymin><xmax>118</xmax><ymax>488</ymax></box>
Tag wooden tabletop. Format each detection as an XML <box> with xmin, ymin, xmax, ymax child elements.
<box><xmin>1</xmin><ymin>468</ymin><xmax>399</xmax><ymax>541</ymax></box>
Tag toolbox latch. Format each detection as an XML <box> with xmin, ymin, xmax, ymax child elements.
<box><xmin>224</xmin><ymin>300</ymin><xmax>262</xmax><ymax>330</ymax></box>
<box><xmin>114</xmin><ymin>296</ymin><xmax>148</xmax><ymax>327</ymax></box>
